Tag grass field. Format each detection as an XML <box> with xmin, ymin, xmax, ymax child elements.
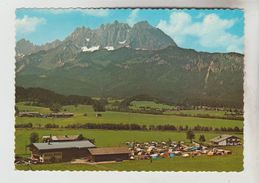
<box><xmin>164</xmin><ymin>110</ymin><xmax>227</xmax><ymax>116</ymax></box>
<box><xmin>164</xmin><ymin>109</ymin><xmax>243</xmax><ymax>119</ymax></box>
<box><xmin>16</xmin><ymin>102</ymin><xmax>51</xmax><ymax>114</ymax></box>
<box><xmin>16</xmin><ymin>103</ymin><xmax>243</xmax><ymax>128</ymax></box>
<box><xmin>129</xmin><ymin>101</ymin><xmax>175</xmax><ymax>110</ymax></box>
<box><xmin>15</xmin><ymin>128</ymin><xmax>243</xmax><ymax>171</ymax></box>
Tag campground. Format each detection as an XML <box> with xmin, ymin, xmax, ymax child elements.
<box><xmin>15</xmin><ymin>128</ymin><xmax>243</xmax><ymax>171</ymax></box>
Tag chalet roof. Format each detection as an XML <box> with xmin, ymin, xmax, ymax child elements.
<box><xmin>42</xmin><ymin>135</ymin><xmax>79</xmax><ymax>141</ymax></box>
<box><xmin>53</xmin><ymin>135</ymin><xmax>79</xmax><ymax>141</ymax></box>
<box><xmin>33</xmin><ymin>140</ymin><xmax>95</xmax><ymax>151</ymax></box>
<box><xmin>210</xmin><ymin>135</ymin><xmax>239</xmax><ymax>143</ymax></box>
<box><xmin>89</xmin><ymin>147</ymin><xmax>130</xmax><ymax>155</ymax></box>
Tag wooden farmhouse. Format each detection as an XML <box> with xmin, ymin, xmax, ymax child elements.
<box><xmin>89</xmin><ymin>147</ymin><xmax>130</xmax><ymax>162</ymax></box>
<box><xmin>210</xmin><ymin>135</ymin><xmax>241</xmax><ymax>146</ymax></box>
<box><xmin>31</xmin><ymin>140</ymin><xmax>95</xmax><ymax>163</ymax></box>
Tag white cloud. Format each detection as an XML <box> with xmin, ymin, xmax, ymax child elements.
<box><xmin>195</xmin><ymin>12</ymin><xmax>205</xmax><ymax>19</ymax></box>
<box><xmin>157</xmin><ymin>12</ymin><xmax>192</xmax><ymax>44</ymax></box>
<box><xmin>16</xmin><ymin>15</ymin><xmax>46</xmax><ymax>34</ymax></box>
<box><xmin>157</xmin><ymin>12</ymin><xmax>243</xmax><ymax>53</ymax></box>
<box><xmin>127</xmin><ymin>9</ymin><xmax>139</xmax><ymax>26</ymax></box>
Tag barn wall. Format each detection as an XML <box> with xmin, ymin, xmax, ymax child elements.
<box><xmin>92</xmin><ymin>153</ymin><xmax>129</xmax><ymax>162</ymax></box>
<box><xmin>60</xmin><ymin>148</ymin><xmax>90</xmax><ymax>161</ymax></box>
<box><xmin>35</xmin><ymin>148</ymin><xmax>92</xmax><ymax>162</ymax></box>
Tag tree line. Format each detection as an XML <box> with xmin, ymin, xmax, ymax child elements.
<box><xmin>118</xmin><ymin>94</ymin><xmax>171</xmax><ymax>110</ymax></box>
<box><xmin>15</xmin><ymin>122</ymin><xmax>243</xmax><ymax>133</ymax></box>
<box><xmin>172</xmin><ymin>113</ymin><xmax>243</xmax><ymax>121</ymax></box>
<box><xmin>16</xmin><ymin>86</ymin><xmax>94</xmax><ymax>108</ymax></box>
<box><xmin>16</xmin><ymin>86</ymin><xmax>243</xmax><ymax>113</ymax></box>
<box><xmin>118</xmin><ymin>94</ymin><xmax>243</xmax><ymax>110</ymax></box>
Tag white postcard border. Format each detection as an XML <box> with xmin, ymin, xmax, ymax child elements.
<box><xmin>0</xmin><ymin>1</ymin><xmax>259</xmax><ymax>183</ymax></box>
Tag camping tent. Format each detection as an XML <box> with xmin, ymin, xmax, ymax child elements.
<box><xmin>170</xmin><ymin>153</ymin><xmax>175</xmax><ymax>158</ymax></box>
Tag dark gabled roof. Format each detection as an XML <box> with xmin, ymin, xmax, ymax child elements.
<box><xmin>210</xmin><ymin>135</ymin><xmax>240</xmax><ymax>143</ymax></box>
<box><xmin>89</xmin><ymin>147</ymin><xmax>130</xmax><ymax>155</ymax></box>
<box><xmin>33</xmin><ymin>140</ymin><xmax>95</xmax><ymax>151</ymax></box>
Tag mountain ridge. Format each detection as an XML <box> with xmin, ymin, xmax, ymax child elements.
<box><xmin>16</xmin><ymin>45</ymin><xmax>243</xmax><ymax>108</ymax></box>
<box><xmin>16</xmin><ymin>21</ymin><xmax>177</xmax><ymax>56</ymax></box>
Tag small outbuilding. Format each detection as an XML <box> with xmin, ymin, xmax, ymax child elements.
<box><xmin>210</xmin><ymin>135</ymin><xmax>241</xmax><ymax>146</ymax></box>
<box><xmin>89</xmin><ymin>147</ymin><xmax>130</xmax><ymax>162</ymax></box>
<box><xmin>42</xmin><ymin>135</ymin><xmax>81</xmax><ymax>143</ymax></box>
<box><xmin>31</xmin><ymin>140</ymin><xmax>96</xmax><ymax>163</ymax></box>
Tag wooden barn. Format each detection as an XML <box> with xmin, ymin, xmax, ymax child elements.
<box><xmin>210</xmin><ymin>135</ymin><xmax>241</xmax><ymax>146</ymax></box>
<box><xmin>89</xmin><ymin>147</ymin><xmax>130</xmax><ymax>162</ymax></box>
<box><xmin>31</xmin><ymin>140</ymin><xmax>95</xmax><ymax>163</ymax></box>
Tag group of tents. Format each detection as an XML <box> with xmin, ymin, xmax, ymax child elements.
<box><xmin>127</xmin><ymin>141</ymin><xmax>232</xmax><ymax>160</ymax></box>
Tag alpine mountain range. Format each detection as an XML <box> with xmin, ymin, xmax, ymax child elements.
<box><xmin>15</xmin><ymin>20</ymin><xmax>244</xmax><ymax>108</ymax></box>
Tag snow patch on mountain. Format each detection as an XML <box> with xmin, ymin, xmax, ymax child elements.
<box><xmin>119</xmin><ymin>40</ymin><xmax>126</xmax><ymax>44</ymax></box>
<box><xmin>135</xmin><ymin>48</ymin><xmax>148</xmax><ymax>50</ymax></box>
<box><xmin>104</xmin><ymin>46</ymin><xmax>115</xmax><ymax>51</ymax></box>
<box><xmin>86</xmin><ymin>38</ymin><xmax>90</xmax><ymax>42</ymax></box>
<box><xmin>81</xmin><ymin>46</ymin><xmax>100</xmax><ymax>52</ymax></box>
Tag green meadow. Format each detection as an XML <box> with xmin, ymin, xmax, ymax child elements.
<box><xmin>129</xmin><ymin>101</ymin><xmax>175</xmax><ymax>110</ymax></box>
<box><xmin>164</xmin><ymin>110</ymin><xmax>227</xmax><ymax>116</ymax></box>
<box><xmin>16</xmin><ymin>102</ymin><xmax>51</xmax><ymax>114</ymax></box>
<box><xmin>16</xmin><ymin>103</ymin><xmax>243</xmax><ymax>128</ymax></box>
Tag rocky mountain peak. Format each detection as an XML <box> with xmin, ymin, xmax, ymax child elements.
<box><xmin>16</xmin><ymin>20</ymin><xmax>178</xmax><ymax>55</ymax></box>
<box><xmin>133</xmin><ymin>21</ymin><xmax>151</xmax><ymax>29</ymax></box>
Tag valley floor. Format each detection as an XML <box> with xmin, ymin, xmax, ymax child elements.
<box><xmin>15</xmin><ymin>103</ymin><xmax>244</xmax><ymax>171</ymax></box>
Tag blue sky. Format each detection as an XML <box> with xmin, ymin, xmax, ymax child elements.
<box><xmin>16</xmin><ymin>9</ymin><xmax>244</xmax><ymax>53</ymax></box>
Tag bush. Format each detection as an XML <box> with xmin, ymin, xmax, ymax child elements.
<box><xmin>15</xmin><ymin>123</ymin><xmax>33</xmax><ymax>128</ymax></box>
<box><xmin>44</xmin><ymin>123</ymin><xmax>59</xmax><ymax>128</ymax></box>
<box><xmin>30</xmin><ymin>132</ymin><xmax>39</xmax><ymax>144</ymax></box>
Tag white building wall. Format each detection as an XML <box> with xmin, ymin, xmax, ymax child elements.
<box><xmin>218</xmin><ymin>140</ymin><xmax>227</xmax><ymax>146</ymax></box>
